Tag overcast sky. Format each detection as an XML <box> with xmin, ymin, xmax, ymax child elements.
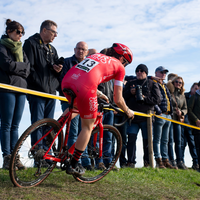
<box><xmin>0</xmin><ymin>0</ymin><xmax>199</xmax><ymax>167</ymax></box>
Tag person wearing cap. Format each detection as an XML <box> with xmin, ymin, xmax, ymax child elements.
<box><xmin>153</xmin><ymin>66</ymin><xmax>177</xmax><ymax>169</ymax></box>
<box><xmin>123</xmin><ymin>64</ymin><xmax>161</xmax><ymax>167</ymax></box>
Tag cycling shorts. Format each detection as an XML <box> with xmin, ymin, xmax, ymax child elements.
<box><xmin>62</xmin><ymin>82</ymin><xmax>98</xmax><ymax>119</ymax></box>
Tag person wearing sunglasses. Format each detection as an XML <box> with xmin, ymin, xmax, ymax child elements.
<box><xmin>123</xmin><ymin>64</ymin><xmax>161</xmax><ymax>168</ymax></box>
<box><xmin>0</xmin><ymin>19</ymin><xmax>30</xmax><ymax>170</ymax></box>
<box><xmin>153</xmin><ymin>66</ymin><xmax>177</xmax><ymax>169</ymax></box>
<box><xmin>167</xmin><ymin>76</ymin><xmax>188</xmax><ymax>169</ymax></box>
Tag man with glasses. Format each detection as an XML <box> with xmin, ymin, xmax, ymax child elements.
<box><xmin>123</xmin><ymin>64</ymin><xmax>161</xmax><ymax>168</ymax></box>
<box><xmin>23</xmin><ymin>20</ymin><xmax>63</xmax><ymax>165</ymax></box>
<box><xmin>153</xmin><ymin>66</ymin><xmax>177</xmax><ymax>169</ymax></box>
<box><xmin>58</xmin><ymin>41</ymin><xmax>90</xmax><ymax>169</ymax></box>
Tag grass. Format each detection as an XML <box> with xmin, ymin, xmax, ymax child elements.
<box><xmin>1</xmin><ymin>167</ymin><xmax>200</xmax><ymax>200</ymax></box>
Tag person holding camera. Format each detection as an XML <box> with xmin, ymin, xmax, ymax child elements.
<box><xmin>23</xmin><ymin>20</ymin><xmax>63</xmax><ymax>160</ymax></box>
<box><xmin>123</xmin><ymin>64</ymin><xmax>161</xmax><ymax>167</ymax></box>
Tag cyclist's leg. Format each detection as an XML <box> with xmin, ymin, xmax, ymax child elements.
<box><xmin>66</xmin><ymin>118</ymin><xmax>95</xmax><ymax>176</ymax></box>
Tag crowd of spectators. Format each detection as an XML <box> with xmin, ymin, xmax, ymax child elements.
<box><xmin>0</xmin><ymin>18</ymin><xmax>200</xmax><ymax>172</ymax></box>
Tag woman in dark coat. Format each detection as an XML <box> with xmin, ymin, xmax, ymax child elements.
<box><xmin>0</xmin><ymin>19</ymin><xmax>30</xmax><ymax>169</ymax></box>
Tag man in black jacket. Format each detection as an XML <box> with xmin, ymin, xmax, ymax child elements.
<box><xmin>23</xmin><ymin>20</ymin><xmax>63</xmax><ymax>153</ymax></box>
<box><xmin>58</xmin><ymin>41</ymin><xmax>90</xmax><ymax>169</ymax></box>
<box><xmin>181</xmin><ymin>82</ymin><xmax>199</xmax><ymax>170</ymax></box>
<box><xmin>123</xmin><ymin>64</ymin><xmax>161</xmax><ymax>167</ymax></box>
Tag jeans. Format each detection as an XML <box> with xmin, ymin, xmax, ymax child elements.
<box><xmin>0</xmin><ymin>92</ymin><xmax>26</xmax><ymax>157</ymax></box>
<box><xmin>193</xmin><ymin>133</ymin><xmax>200</xmax><ymax>167</ymax></box>
<box><xmin>153</xmin><ymin>114</ymin><xmax>171</xmax><ymax>159</ymax></box>
<box><xmin>114</xmin><ymin>114</ymin><xmax>127</xmax><ymax>167</ymax></box>
<box><xmin>168</xmin><ymin>122</ymin><xmax>182</xmax><ymax>162</ymax></box>
<box><xmin>168</xmin><ymin>123</ymin><xmax>174</xmax><ymax>161</ymax></box>
<box><xmin>181</xmin><ymin>115</ymin><xmax>198</xmax><ymax>165</ymax></box>
<box><xmin>97</xmin><ymin>110</ymin><xmax>114</xmax><ymax>166</ymax></box>
<box><xmin>127</xmin><ymin>121</ymin><xmax>149</xmax><ymax>164</ymax></box>
<box><xmin>61</xmin><ymin>101</ymin><xmax>90</xmax><ymax>166</ymax></box>
<box><xmin>27</xmin><ymin>95</ymin><xmax>56</xmax><ymax>148</ymax></box>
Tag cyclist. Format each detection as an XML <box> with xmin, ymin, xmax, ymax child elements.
<box><xmin>61</xmin><ymin>43</ymin><xmax>135</xmax><ymax>176</ymax></box>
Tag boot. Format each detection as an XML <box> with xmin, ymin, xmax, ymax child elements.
<box><xmin>162</xmin><ymin>158</ymin><xmax>178</xmax><ymax>169</ymax></box>
<box><xmin>155</xmin><ymin>158</ymin><xmax>166</xmax><ymax>169</ymax></box>
<box><xmin>16</xmin><ymin>155</ymin><xmax>27</xmax><ymax>170</ymax></box>
<box><xmin>3</xmin><ymin>154</ymin><xmax>11</xmax><ymax>170</ymax></box>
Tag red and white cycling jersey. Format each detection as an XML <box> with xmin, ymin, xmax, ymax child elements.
<box><xmin>61</xmin><ymin>53</ymin><xmax>125</xmax><ymax>119</ymax></box>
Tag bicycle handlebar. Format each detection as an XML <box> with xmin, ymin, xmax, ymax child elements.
<box><xmin>98</xmin><ymin>99</ymin><xmax>132</xmax><ymax>127</ymax></box>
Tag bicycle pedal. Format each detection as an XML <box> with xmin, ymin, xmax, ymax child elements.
<box><xmin>60</xmin><ymin>159</ymin><xmax>70</xmax><ymax>171</ymax></box>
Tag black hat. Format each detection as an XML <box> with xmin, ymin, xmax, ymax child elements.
<box><xmin>135</xmin><ymin>64</ymin><xmax>148</xmax><ymax>75</ymax></box>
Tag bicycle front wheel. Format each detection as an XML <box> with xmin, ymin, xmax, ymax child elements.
<box><xmin>74</xmin><ymin>125</ymin><xmax>122</xmax><ymax>183</ymax></box>
<box><xmin>9</xmin><ymin>118</ymin><xmax>63</xmax><ymax>188</ymax></box>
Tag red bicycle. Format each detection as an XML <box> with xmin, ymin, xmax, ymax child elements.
<box><xmin>9</xmin><ymin>89</ymin><xmax>127</xmax><ymax>188</ymax></box>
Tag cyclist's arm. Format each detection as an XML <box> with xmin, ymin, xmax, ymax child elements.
<box><xmin>113</xmin><ymin>85</ymin><xmax>134</xmax><ymax>119</ymax></box>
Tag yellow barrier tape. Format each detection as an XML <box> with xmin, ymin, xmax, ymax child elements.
<box><xmin>0</xmin><ymin>83</ymin><xmax>68</xmax><ymax>102</ymax></box>
<box><xmin>1</xmin><ymin>83</ymin><xmax>200</xmax><ymax>131</ymax></box>
<box><xmin>154</xmin><ymin>114</ymin><xmax>200</xmax><ymax>130</ymax></box>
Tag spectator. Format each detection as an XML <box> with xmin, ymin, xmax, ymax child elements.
<box><xmin>167</xmin><ymin>76</ymin><xmax>188</xmax><ymax>169</ymax></box>
<box><xmin>23</xmin><ymin>20</ymin><xmax>63</xmax><ymax>160</ymax></box>
<box><xmin>0</xmin><ymin>19</ymin><xmax>30</xmax><ymax>169</ymax></box>
<box><xmin>87</xmin><ymin>48</ymin><xmax>98</xmax><ymax>56</ymax></box>
<box><xmin>167</xmin><ymin>73</ymin><xmax>177</xmax><ymax>81</ymax></box>
<box><xmin>97</xmin><ymin>79</ymin><xmax>115</xmax><ymax>169</ymax></box>
<box><xmin>153</xmin><ymin>66</ymin><xmax>177</xmax><ymax>169</ymax></box>
<box><xmin>181</xmin><ymin>82</ymin><xmax>199</xmax><ymax>170</ymax></box>
<box><xmin>58</xmin><ymin>41</ymin><xmax>90</xmax><ymax>169</ymax></box>
<box><xmin>188</xmin><ymin>81</ymin><xmax>200</xmax><ymax>172</ymax></box>
<box><xmin>166</xmin><ymin>72</ymin><xmax>178</xmax><ymax>168</ymax></box>
<box><xmin>123</xmin><ymin>64</ymin><xmax>161</xmax><ymax>167</ymax></box>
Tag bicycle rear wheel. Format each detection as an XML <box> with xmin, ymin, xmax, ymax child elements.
<box><xmin>9</xmin><ymin>118</ymin><xmax>63</xmax><ymax>188</ymax></box>
<box><xmin>74</xmin><ymin>125</ymin><xmax>122</xmax><ymax>183</ymax></box>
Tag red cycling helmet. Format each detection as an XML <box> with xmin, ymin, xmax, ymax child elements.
<box><xmin>112</xmin><ymin>43</ymin><xmax>133</xmax><ymax>64</ymax></box>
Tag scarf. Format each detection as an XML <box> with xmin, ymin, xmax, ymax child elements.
<box><xmin>0</xmin><ymin>37</ymin><xmax>23</xmax><ymax>62</ymax></box>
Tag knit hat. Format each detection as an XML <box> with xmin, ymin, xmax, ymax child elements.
<box><xmin>135</xmin><ymin>64</ymin><xmax>148</xmax><ymax>75</ymax></box>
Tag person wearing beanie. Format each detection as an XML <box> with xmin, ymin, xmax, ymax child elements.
<box><xmin>135</xmin><ymin>64</ymin><xmax>148</xmax><ymax>75</ymax></box>
<box><xmin>123</xmin><ymin>64</ymin><xmax>161</xmax><ymax>168</ymax></box>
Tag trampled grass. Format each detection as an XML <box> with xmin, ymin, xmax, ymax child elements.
<box><xmin>1</xmin><ymin>167</ymin><xmax>200</xmax><ymax>200</ymax></box>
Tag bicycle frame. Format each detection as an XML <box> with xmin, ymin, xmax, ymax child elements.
<box><xmin>30</xmin><ymin>108</ymin><xmax>105</xmax><ymax>164</ymax></box>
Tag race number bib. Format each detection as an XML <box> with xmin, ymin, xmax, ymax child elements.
<box><xmin>75</xmin><ymin>58</ymin><xmax>99</xmax><ymax>73</ymax></box>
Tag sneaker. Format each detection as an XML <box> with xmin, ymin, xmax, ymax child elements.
<box><xmin>16</xmin><ymin>155</ymin><xmax>27</xmax><ymax>170</ymax></box>
<box><xmin>170</xmin><ymin>160</ymin><xmax>177</xmax><ymax>167</ymax></box>
<box><xmin>162</xmin><ymin>159</ymin><xmax>178</xmax><ymax>169</ymax></box>
<box><xmin>97</xmin><ymin>162</ymin><xmax>106</xmax><ymax>170</ymax></box>
<box><xmin>126</xmin><ymin>162</ymin><xmax>135</xmax><ymax>168</ymax></box>
<box><xmin>3</xmin><ymin>154</ymin><xmax>11</xmax><ymax>170</ymax></box>
<box><xmin>177</xmin><ymin>161</ymin><xmax>188</xmax><ymax>170</ymax></box>
<box><xmin>66</xmin><ymin>164</ymin><xmax>86</xmax><ymax>177</ymax></box>
<box><xmin>192</xmin><ymin>164</ymin><xmax>199</xmax><ymax>170</ymax></box>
